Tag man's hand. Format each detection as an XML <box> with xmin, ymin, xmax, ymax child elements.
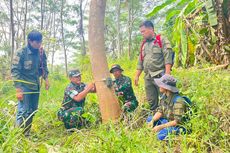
<box><xmin>16</xmin><ymin>88</ymin><xmax>23</xmax><ymax>101</ymax></box>
<box><xmin>124</xmin><ymin>101</ymin><xmax>131</xmax><ymax>108</ymax></box>
<box><xmin>152</xmin><ymin>125</ymin><xmax>162</xmax><ymax>132</ymax></box>
<box><xmin>134</xmin><ymin>76</ymin><xmax>139</xmax><ymax>86</ymax></box>
<box><xmin>86</xmin><ymin>82</ymin><xmax>95</xmax><ymax>92</ymax></box>
<box><xmin>134</xmin><ymin>69</ymin><xmax>142</xmax><ymax>86</ymax></box>
<box><xmin>45</xmin><ymin>79</ymin><xmax>50</xmax><ymax>90</ymax></box>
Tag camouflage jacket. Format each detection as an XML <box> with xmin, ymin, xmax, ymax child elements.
<box><xmin>137</xmin><ymin>34</ymin><xmax>173</xmax><ymax>78</ymax></box>
<box><xmin>157</xmin><ymin>93</ymin><xmax>187</xmax><ymax>123</ymax></box>
<box><xmin>62</xmin><ymin>82</ymin><xmax>86</xmax><ymax>110</ymax></box>
<box><xmin>113</xmin><ymin>75</ymin><xmax>138</xmax><ymax>110</ymax></box>
<box><xmin>11</xmin><ymin>45</ymin><xmax>49</xmax><ymax>90</ymax></box>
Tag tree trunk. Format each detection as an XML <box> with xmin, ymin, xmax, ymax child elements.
<box><xmin>116</xmin><ymin>0</ymin><xmax>121</xmax><ymax>58</ymax></box>
<box><xmin>51</xmin><ymin>12</ymin><xmax>56</xmax><ymax>72</ymax></box>
<box><xmin>23</xmin><ymin>0</ymin><xmax>28</xmax><ymax>43</ymax></box>
<box><xmin>10</xmin><ymin>0</ymin><xmax>15</xmax><ymax>67</ymax></box>
<box><xmin>88</xmin><ymin>0</ymin><xmax>121</xmax><ymax>123</ymax></box>
<box><xmin>41</xmin><ymin>0</ymin><xmax>44</xmax><ymax>30</ymax></box>
<box><xmin>215</xmin><ymin>0</ymin><xmax>229</xmax><ymax>64</ymax></box>
<box><xmin>79</xmin><ymin>0</ymin><xmax>86</xmax><ymax>56</ymax></box>
<box><xmin>61</xmin><ymin>0</ymin><xmax>68</xmax><ymax>76</ymax></box>
<box><xmin>128</xmin><ymin>0</ymin><xmax>133</xmax><ymax>59</ymax></box>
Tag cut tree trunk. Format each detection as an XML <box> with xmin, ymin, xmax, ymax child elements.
<box><xmin>88</xmin><ymin>0</ymin><xmax>121</xmax><ymax>123</ymax></box>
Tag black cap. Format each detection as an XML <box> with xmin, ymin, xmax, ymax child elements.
<box><xmin>69</xmin><ymin>69</ymin><xmax>81</xmax><ymax>77</ymax></box>
<box><xmin>27</xmin><ymin>30</ymin><xmax>43</xmax><ymax>42</ymax></box>
<box><xmin>110</xmin><ymin>64</ymin><xmax>124</xmax><ymax>73</ymax></box>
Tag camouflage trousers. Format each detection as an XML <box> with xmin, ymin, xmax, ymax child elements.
<box><xmin>57</xmin><ymin>107</ymin><xmax>85</xmax><ymax>129</ymax></box>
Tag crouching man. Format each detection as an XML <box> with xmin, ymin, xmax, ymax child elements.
<box><xmin>58</xmin><ymin>69</ymin><xmax>95</xmax><ymax>129</ymax></box>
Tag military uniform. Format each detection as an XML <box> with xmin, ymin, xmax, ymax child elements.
<box><xmin>11</xmin><ymin>44</ymin><xmax>48</xmax><ymax>131</ymax></box>
<box><xmin>157</xmin><ymin>93</ymin><xmax>187</xmax><ymax>123</ymax></box>
<box><xmin>113</xmin><ymin>75</ymin><xmax>138</xmax><ymax>112</ymax></box>
<box><xmin>137</xmin><ymin>35</ymin><xmax>173</xmax><ymax>110</ymax></box>
<box><xmin>151</xmin><ymin>93</ymin><xmax>188</xmax><ymax>140</ymax></box>
<box><xmin>58</xmin><ymin>82</ymin><xmax>87</xmax><ymax>129</ymax></box>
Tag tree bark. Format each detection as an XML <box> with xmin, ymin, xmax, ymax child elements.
<box><xmin>79</xmin><ymin>0</ymin><xmax>86</xmax><ymax>56</ymax></box>
<box><xmin>116</xmin><ymin>0</ymin><xmax>121</xmax><ymax>58</ymax></box>
<box><xmin>128</xmin><ymin>0</ymin><xmax>133</xmax><ymax>59</ymax></box>
<box><xmin>10</xmin><ymin>0</ymin><xmax>15</xmax><ymax>67</ymax></box>
<box><xmin>88</xmin><ymin>0</ymin><xmax>121</xmax><ymax>123</ymax></box>
<box><xmin>61</xmin><ymin>0</ymin><xmax>68</xmax><ymax>76</ymax></box>
<box><xmin>23</xmin><ymin>0</ymin><xmax>28</xmax><ymax>43</ymax></box>
<box><xmin>41</xmin><ymin>0</ymin><xmax>44</xmax><ymax>30</ymax></box>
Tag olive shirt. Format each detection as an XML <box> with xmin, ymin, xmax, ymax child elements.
<box><xmin>11</xmin><ymin>45</ymin><xmax>49</xmax><ymax>90</ymax></box>
<box><xmin>137</xmin><ymin>35</ymin><xmax>173</xmax><ymax>78</ymax></box>
<box><xmin>157</xmin><ymin>93</ymin><xmax>187</xmax><ymax>124</ymax></box>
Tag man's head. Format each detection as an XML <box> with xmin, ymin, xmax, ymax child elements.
<box><xmin>69</xmin><ymin>69</ymin><xmax>81</xmax><ymax>85</ymax></box>
<box><xmin>139</xmin><ymin>20</ymin><xmax>155</xmax><ymax>40</ymax></box>
<box><xmin>154</xmin><ymin>74</ymin><xmax>179</xmax><ymax>94</ymax></box>
<box><xmin>27</xmin><ymin>30</ymin><xmax>43</xmax><ymax>49</ymax></box>
<box><xmin>110</xmin><ymin>64</ymin><xmax>123</xmax><ymax>79</ymax></box>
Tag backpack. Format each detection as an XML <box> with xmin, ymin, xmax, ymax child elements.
<box><xmin>173</xmin><ymin>95</ymin><xmax>195</xmax><ymax>122</ymax></box>
<box><xmin>140</xmin><ymin>34</ymin><xmax>175</xmax><ymax>66</ymax></box>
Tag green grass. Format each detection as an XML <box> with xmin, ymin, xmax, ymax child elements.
<box><xmin>0</xmin><ymin>59</ymin><xmax>229</xmax><ymax>153</ymax></box>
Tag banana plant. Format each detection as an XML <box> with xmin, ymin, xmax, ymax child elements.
<box><xmin>145</xmin><ymin>0</ymin><xmax>224</xmax><ymax>67</ymax></box>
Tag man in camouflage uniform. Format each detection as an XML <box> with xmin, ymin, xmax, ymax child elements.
<box><xmin>110</xmin><ymin>64</ymin><xmax>138</xmax><ymax>112</ymax></box>
<box><xmin>11</xmin><ymin>30</ymin><xmax>49</xmax><ymax>135</ymax></box>
<box><xmin>134</xmin><ymin>20</ymin><xmax>174</xmax><ymax>111</ymax></box>
<box><xmin>58</xmin><ymin>69</ymin><xmax>95</xmax><ymax>129</ymax></box>
<box><xmin>146</xmin><ymin>74</ymin><xmax>188</xmax><ymax>140</ymax></box>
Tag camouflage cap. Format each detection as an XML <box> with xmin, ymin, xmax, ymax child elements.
<box><xmin>110</xmin><ymin>64</ymin><xmax>124</xmax><ymax>73</ymax></box>
<box><xmin>154</xmin><ymin>74</ymin><xmax>179</xmax><ymax>93</ymax></box>
<box><xmin>69</xmin><ymin>69</ymin><xmax>81</xmax><ymax>77</ymax></box>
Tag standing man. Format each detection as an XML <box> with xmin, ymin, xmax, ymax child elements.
<box><xmin>110</xmin><ymin>64</ymin><xmax>138</xmax><ymax>112</ymax></box>
<box><xmin>11</xmin><ymin>30</ymin><xmax>49</xmax><ymax>136</ymax></box>
<box><xmin>134</xmin><ymin>20</ymin><xmax>173</xmax><ymax>111</ymax></box>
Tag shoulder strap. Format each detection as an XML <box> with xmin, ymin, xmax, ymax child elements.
<box><xmin>172</xmin><ymin>95</ymin><xmax>181</xmax><ymax>104</ymax></box>
<box><xmin>173</xmin><ymin>95</ymin><xmax>192</xmax><ymax>107</ymax></box>
<box><xmin>154</xmin><ymin>34</ymin><xmax>162</xmax><ymax>48</ymax></box>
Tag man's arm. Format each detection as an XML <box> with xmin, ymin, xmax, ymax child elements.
<box><xmin>134</xmin><ymin>69</ymin><xmax>142</xmax><ymax>86</ymax></box>
<box><xmin>165</xmin><ymin>64</ymin><xmax>172</xmax><ymax>74</ymax></box>
<box><xmin>73</xmin><ymin>83</ymin><xmax>95</xmax><ymax>102</ymax></box>
<box><xmin>11</xmin><ymin>50</ymin><xmax>24</xmax><ymax>100</ymax></box>
<box><xmin>162</xmin><ymin>37</ymin><xmax>173</xmax><ymax>74</ymax></box>
<box><xmin>41</xmin><ymin>50</ymin><xmax>50</xmax><ymax>90</ymax></box>
<box><xmin>153</xmin><ymin>120</ymin><xmax>177</xmax><ymax>132</ymax></box>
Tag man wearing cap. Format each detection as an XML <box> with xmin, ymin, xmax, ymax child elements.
<box><xmin>57</xmin><ymin>69</ymin><xmax>96</xmax><ymax>129</ymax></box>
<box><xmin>110</xmin><ymin>64</ymin><xmax>138</xmax><ymax>112</ymax></box>
<box><xmin>11</xmin><ymin>30</ymin><xmax>49</xmax><ymax>136</ymax></box>
<box><xmin>146</xmin><ymin>74</ymin><xmax>188</xmax><ymax>140</ymax></box>
<box><xmin>134</xmin><ymin>20</ymin><xmax>174</xmax><ymax>111</ymax></box>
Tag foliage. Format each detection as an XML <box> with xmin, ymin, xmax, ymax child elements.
<box><xmin>0</xmin><ymin>58</ymin><xmax>229</xmax><ymax>152</ymax></box>
<box><xmin>146</xmin><ymin>0</ymin><xmax>229</xmax><ymax>67</ymax></box>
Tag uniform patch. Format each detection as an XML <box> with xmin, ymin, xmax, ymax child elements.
<box><xmin>69</xmin><ymin>90</ymin><xmax>79</xmax><ymax>98</ymax></box>
<box><xmin>12</xmin><ymin>56</ymin><xmax>20</xmax><ymax>64</ymax></box>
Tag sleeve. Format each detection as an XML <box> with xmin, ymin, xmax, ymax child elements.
<box><xmin>173</xmin><ymin>99</ymin><xmax>186</xmax><ymax>123</ymax></box>
<box><xmin>66</xmin><ymin>87</ymin><xmax>79</xmax><ymax>99</ymax></box>
<box><xmin>11</xmin><ymin>50</ymin><xmax>23</xmax><ymax>88</ymax></box>
<box><xmin>162</xmin><ymin>37</ymin><xmax>173</xmax><ymax>65</ymax></box>
<box><xmin>137</xmin><ymin>55</ymin><xmax>144</xmax><ymax>70</ymax></box>
<box><xmin>42</xmin><ymin>50</ymin><xmax>49</xmax><ymax>80</ymax></box>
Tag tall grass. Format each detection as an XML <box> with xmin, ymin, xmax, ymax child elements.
<box><xmin>0</xmin><ymin>59</ymin><xmax>229</xmax><ymax>153</ymax></box>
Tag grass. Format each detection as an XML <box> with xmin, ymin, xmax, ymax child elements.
<box><xmin>0</xmin><ymin>58</ymin><xmax>229</xmax><ymax>153</ymax></box>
